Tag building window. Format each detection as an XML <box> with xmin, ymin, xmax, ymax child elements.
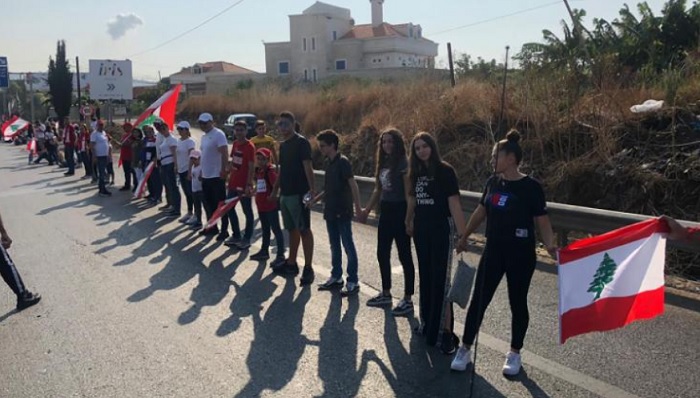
<box><xmin>193</xmin><ymin>66</ymin><xmax>202</xmax><ymax>74</ymax></box>
<box><xmin>335</xmin><ymin>60</ymin><xmax>347</xmax><ymax>70</ymax></box>
<box><xmin>409</xmin><ymin>27</ymin><xmax>414</xmax><ymax>37</ymax></box>
<box><xmin>304</xmin><ymin>69</ymin><xmax>308</xmax><ymax>81</ymax></box>
<box><xmin>303</xmin><ymin>38</ymin><xmax>307</xmax><ymax>52</ymax></box>
<box><xmin>333</xmin><ymin>31</ymin><xmax>337</xmax><ymax>40</ymax></box>
<box><xmin>278</xmin><ymin>61</ymin><xmax>290</xmax><ymax>75</ymax></box>
<box><xmin>312</xmin><ymin>37</ymin><xmax>316</xmax><ymax>51</ymax></box>
<box><xmin>312</xmin><ymin>68</ymin><xmax>317</xmax><ymax>82</ymax></box>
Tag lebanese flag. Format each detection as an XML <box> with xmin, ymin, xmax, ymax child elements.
<box><xmin>133</xmin><ymin>161</ymin><xmax>156</xmax><ymax>199</ymax></box>
<box><xmin>205</xmin><ymin>197</ymin><xmax>240</xmax><ymax>230</ymax></box>
<box><xmin>558</xmin><ymin>218</ymin><xmax>672</xmax><ymax>344</ymax></box>
<box><xmin>126</xmin><ymin>84</ymin><xmax>182</xmax><ymax>143</ymax></box>
<box><xmin>2</xmin><ymin>116</ymin><xmax>29</xmax><ymax>141</ymax></box>
<box><xmin>26</xmin><ymin>138</ymin><xmax>37</xmax><ymax>154</ymax></box>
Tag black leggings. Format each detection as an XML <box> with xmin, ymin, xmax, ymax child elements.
<box><xmin>1</xmin><ymin>245</ymin><xmax>26</xmax><ymax>297</ymax></box>
<box><xmin>179</xmin><ymin>172</ymin><xmax>194</xmax><ymax>214</ymax></box>
<box><xmin>377</xmin><ymin>201</ymin><xmax>415</xmax><ymax>296</ymax></box>
<box><xmin>462</xmin><ymin>241</ymin><xmax>537</xmax><ymax>350</ymax></box>
<box><xmin>414</xmin><ymin>217</ymin><xmax>453</xmax><ymax>347</ymax></box>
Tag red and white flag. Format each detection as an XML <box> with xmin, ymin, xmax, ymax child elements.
<box><xmin>205</xmin><ymin>197</ymin><xmax>240</xmax><ymax>230</ymax></box>
<box><xmin>558</xmin><ymin>218</ymin><xmax>671</xmax><ymax>344</ymax></box>
<box><xmin>127</xmin><ymin>84</ymin><xmax>182</xmax><ymax>144</ymax></box>
<box><xmin>134</xmin><ymin>161</ymin><xmax>156</xmax><ymax>199</ymax></box>
<box><xmin>2</xmin><ymin>116</ymin><xmax>29</xmax><ymax>141</ymax></box>
<box><xmin>26</xmin><ymin>138</ymin><xmax>37</xmax><ymax>154</ymax></box>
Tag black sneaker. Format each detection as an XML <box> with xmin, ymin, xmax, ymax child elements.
<box><xmin>198</xmin><ymin>227</ymin><xmax>219</xmax><ymax>236</ymax></box>
<box><xmin>250</xmin><ymin>251</ymin><xmax>270</xmax><ymax>261</ymax></box>
<box><xmin>391</xmin><ymin>299</ymin><xmax>414</xmax><ymax>316</ymax></box>
<box><xmin>274</xmin><ymin>262</ymin><xmax>299</xmax><ymax>276</ymax></box>
<box><xmin>318</xmin><ymin>276</ymin><xmax>344</xmax><ymax>291</ymax></box>
<box><xmin>16</xmin><ymin>292</ymin><xmax>41</xmax><ymax>311</ymax></box>
<box><xmin>216</xmin><ymin>231</ymin><xmax>230</xmax><ymax>241</ymax></box>
<box><xmin>99</xmin><ymin>191</ymin><xmax>112</xmax><ymax>197</ymax></box>
<box><xmin>440</xmin><ymin>332</ymin><xmax>460</xmax><ymax>355</ymax></box>
<box><xmin>165</xmin><ymin>211</ymin><xmax>181</xmax><ymax>218</ymax></box>
<box><xmin>366</xmin><ymin>293</ymin><xmax>393</xmax><ymax>307</ymax></box>
<box><xmin>119</xmin><ymin>186</ymin><xmax>130</xmax><ymax>191</ymax></box>
<box><xmin>271</xmin><ymin>257</ymin><xmax>287</xmax><ymax>268</ymax></box>
<box><xmin>340</xmin><ymin>282</ymin><xmax>360</xmax><ymax>297</ymax></box>
<box><xmin>63</xmin><ymin>172</ymin><xmax>74</xmax><ymax>176</ymax></box>
<box><xmin>236</xmin><ymin>240</ymin><xmax>251</xmax><ymax>250</ymax></box>
<box><xmin>300</xmin><ymin>266</ymin><xmax>315</xmax><ymax>286</ymax></box>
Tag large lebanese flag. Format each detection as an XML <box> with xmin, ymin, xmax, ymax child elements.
<box><xmin>2</xmin><ymin>116</ymin><xmax>30</xmax><ymax>141</ymax></box>
<box><xmin>558</xmin><ymin>218</ymin><xmax>671</xmax><ymax>344</ymax></box>
<box><xmin>133</xmin><ymin>161</ymin><xmax>157</xmax><ymax>199</ymax></box>
<box><xmin>125</xmin><ymin>84</ymin><xmax>182</xmax><ymax>143</ymax></box>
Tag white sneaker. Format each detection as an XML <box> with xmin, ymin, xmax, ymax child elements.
<box><xmin>185</xmin><ymin>215</ymin><xmax>198</xmax><ymax>225</ymax></box>
<box><xmin>178</xmin><ymin>213</ymin><xmax>192</xmax><ymax>223</ymax></box>
<box><xmin>450</xmin><ymin>346</ymin><xmax>472</xmax><ymax>371</ymax></box>
<box><xmin>502</xmin><ymin>351</ymin><xmax>522</xmax><ymax>376</ymax></box>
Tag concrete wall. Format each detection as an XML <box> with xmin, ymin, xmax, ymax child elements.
<box><xmin>205</xmin><ymin>74</ymin><xmax>268</xmax><ymax>96</ymax></box>
<box><xmin>326</xmin><ymin>67</ymin><xmax>449</xmax><ymax>81</ymax></box>
<box><xmin>264</xmin><ymin>42</ymin><xmax>292</xmax><ymax>77</ymax></box>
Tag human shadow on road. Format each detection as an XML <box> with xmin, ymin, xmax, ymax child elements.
<box><xmin>216</xmin><ymin>260</ymin><xmax>278</xmax><ymax>336</ymax></box>
<box><xmin>0</xmin><ymin>309</ymin><xmax>17</xmax><ymax>324</ymax></box>
<box><xmin>507</xmin><ymin>369</ymin><xmax>550</xmax><ymax>398</ymax></box>
<box><xmin>314</xmin><ymin>292</ymin><xmax>370</xmax><ymax>398</ymax></box>
<box><xmin>234</xmin><ymin>277</ymin><xmax>312</xmax><ymax>398</ymax></box>
<box><xmin>364</xmin><ymin>313</ymin><xmax>504</xmax><ymax>397</ymax></box>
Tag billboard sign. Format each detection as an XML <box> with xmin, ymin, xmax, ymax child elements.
<box><xmin>88</xmin><ymin>59</ymin><xmax>133</xmax><ymax>100</ymax></box>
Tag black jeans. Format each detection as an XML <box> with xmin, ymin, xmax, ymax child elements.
<box><xmin>462</xmin><ymin>240</ymin><xmax>537</xmax><ymax>350</ymax></box>
<box><xmin>202</xmin><ymin>177</ymin><xmax>226</xmax><ymax>229</ymax></box>
<box><xmin>414</xmin><ymin>217</ymin><xmax>453</xmax><ymax>346</ymax></box>
<box><xmin>259</xmin><ymin>209</ymin><xmax>285</xmax><ymax>256</ymax></box>
<box><xmin>227</xmin><ymin>190</ymin><xmax>254</xmax><ymax>241</ymax></box>
<box><xmin>123</xmin><ymin>159</ymin><xmax>136</xmax><ymax>188</ymax></box>
<box><xmin>96</xmin><ymin>156</ymin><xmax>108</xmax><ymax>192</ymax></box>
<box><xmin>192</xmin><ymin>191</ymin><xmax>203</xmax><ymax>221</ymax></box>
<box><xmin>179</xmin><ymin>172</ymin><xmax>194</xmax><ymax>214</ymax></box>
<box><xmin>81</xmin><ymin>151</ymin><xmax>92</xmax><ymax>176</ymax></box>
<box><xmin>161</xmin><ymin>164</ymin><xmax>181</xmax><ymax>212</ymax></box>
<box><xmin>65</xmin><ymin>146</ymin><xmax>75</xmax><ymax>174</ymax></box>
<box><xmin>377</xmin><ymin>201</ymin><xmax>415</xmax><ymax>296</ymax></box>
<box><xmin>147</xmin><ymin>164</ymin><xmax>163</xmax><ymax>201</ymax></box>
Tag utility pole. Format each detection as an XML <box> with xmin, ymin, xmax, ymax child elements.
<box><xmin>76</xmin><ymin>56</ymin><xmax>82</xmax><ymax>121</ymax></box>
<box><xmin>447</xmin><ymin>43</ymin><xmax>456</xmax><ymax>88</ymax></box>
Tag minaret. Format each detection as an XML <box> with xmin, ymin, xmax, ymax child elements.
<box><xmin>371</xmin><ymin>0</ymin><xmax>384</xmax><ymax>27</ymax></box>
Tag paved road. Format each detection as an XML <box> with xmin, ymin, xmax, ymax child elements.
<box><xmin>0</xmin><ymin>141</ymin><xmax>698</xmax><ymax>398</ymax></box>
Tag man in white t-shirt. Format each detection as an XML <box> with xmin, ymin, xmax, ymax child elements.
<box><xmin>155</xmin><ymin>119</ymin><xmax>181</xmax><ymax>218</ymax></box>
<box><xmin>197</xmin><ymin>112</ymin><xmax>230</xmax><ymax>239</ymax></box>
<box><xmin>90</xmin><ymin>120</ymin><xmax>111</xmax><ymax>196</ymax></box>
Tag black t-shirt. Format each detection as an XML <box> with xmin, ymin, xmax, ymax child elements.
<box><xmin>480</xmin><ymin>175</ymin><xmax>548</xmax><ymax>244</ymax></box>
<box><xmin>279</xmin><ymin>133</ymin><xmax>312</xmax><ymax>196</ymax></box>
<box><xmin>323</xmin><ymin>154</ymin><xmax>354</xmax><ymax>220</ymax></box>
<box><xmin>414</xmin><ymin>162</ymin><xmax>460</xmax><ymax>222</ymax></box>
<box><xmin>379</xmin><ymin>158</ymin><xmax>408</xmax><ymax>203</ymax></box>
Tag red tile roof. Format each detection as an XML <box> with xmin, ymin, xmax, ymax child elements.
<box><xmin>172</xmin><ymin>61</ymin><xmax>258</xmax><ymax>76</ymax></box>
<box><xmin>339</xmin><ymin>23</ymin><xmax>407</xmax><ymax>40</ymax></box>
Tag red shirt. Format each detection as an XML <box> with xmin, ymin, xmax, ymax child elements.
<box><xmin>255</xmin><ymin>165</ymin><xmax>278</xmax><ymax>212</ymax></box>
<box><xmin>120</xmin><ymin>136</ymin><xmax>133</xmax><ymax>161</ymax></box>
<box><xmin>63</xmin><ymin>125</ymin><xmax>77</xmax><ymax>147</ymax></box>
<box><xmin>228</xmin><ymin>139</ymin><xmax>255</xmax><ymax>190</ymax></box>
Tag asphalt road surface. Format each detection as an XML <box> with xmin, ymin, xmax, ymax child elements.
<box><xmin>1</xmin><ymin>139</ymin><xmax>699</xmax><ymax>398</ymax></box>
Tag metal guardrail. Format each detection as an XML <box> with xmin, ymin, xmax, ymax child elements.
<box><xmin>313</xmin><ymin>171</ymin><xmax>700</xmax><ymax>253</ymax></box>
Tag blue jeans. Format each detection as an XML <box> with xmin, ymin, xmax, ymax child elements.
<box><xmin>96</xmin><ymin>156</ymin><xmax>108</xmax><ymax>192</ymax></box>
<box><xmin>326</xmin><ymin>218</ymin><xmax>358</xmax><ymax>283</ymax></box>
<box><xmin>226</xmin><ymin>190</ymin><xmax>254</xmax><ymax>241</ymax></box>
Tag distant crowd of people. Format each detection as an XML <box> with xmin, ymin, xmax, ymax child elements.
<box><xmin>4</xmin><ymin>110</ymin><xmax>696</xmax><ymax>378</ymax></box>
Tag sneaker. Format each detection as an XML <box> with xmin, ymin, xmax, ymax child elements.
<box><xmin>440</xmin><ymin>332</ymin><xmax>459</xmax><ymax>355</ymax></box>
<box><xmin>341</xmin><ymin>282</ymin><xmax>360</xmax><ymax>297</ymax></box>
<box><xmin>318</xmin><ymin>276</ymin><xmax>344</xmax><ymax>291</ymax></box>
<box><xmin>502</xmin><ymin>352</ymin><xmax>522</xmax><ymax>376</ymax></box>
<box><xmin>64</xmin><ymin>172</ymin><xmax>74</xmax><ymax>176</ymax></box>
<box><xmin>250</xmin><ymin>251</ymin><xmax>270</xmax><ymax>261</ymax></box>
<box><xmin>271</xmin><ymin>257</ymin><xmax>287</xmax><ymax>268</ymax></box>
<box><xmin>190</xmin><ymin>222</ymin><xmax>203</xmax><ymax>230</ymax></box>
<box><xmin>99</xmin><ymin>191</ymin><xmax>112</xmax><ymax>197</ymax></box>
<box><xmin>185</xmin><ymin>215</ymin><xmax>198</xmax><ymax>225</ymax></box>
<box><xmin>179</xmin><ymin>213</ymin><xmax>193</xmax><ymax>223</ymax></box>
<box><xmin>160</xmin><ymin>205</ymin><xmax>173</xmax><ymax>212</ymax></box>
<box><xmin>236</xmin><ymin>240</ymin><xmax>251</xmax><ymax>250</ymax></box>
<box><xmin>450</xmin><ymin>346</ymin><xmax>473</xmax><ymax>372</ymax></box>
<box><xmin>216</xmin><ymin>231</ymin><xmax>230</xmax><ymax>241</ymax></box>
<box><xmin>273</xmin><ymin>262</ymin><xmax>299</xmax><ymax>276</ymax></box>
<box><xmin>81</xmin><ymin>175</ymin><xmax>90</xmax><ymax>180</ymax></box>
<box><xmin>391</xmin><ymin>299</ymin><xmax>414</xmax><ymax>316</ymax></box>
<box><xmin>119</xmin><ymin>186</ymin><xmax>131</xmax><ymax>191</ymax></box>
<box><xmin>300</xmin><ymin>266</ymin><xmax>315</xmax><ymax>286</ymax></box>
<box><xmin>165</xmin><ymin>211</ymin><xmax>181</xmax><ymax>218</ymax></box>
<box><xmin>224</xmin><ymin>236</ymin><xmax>242</xmax><ymax>247</ymax></box>
<box><xmin>366</xmin><ymin>293</ymin><xmax>392</xmax><ymax>307</ymax></box>
<box><xmin>16</xmin><ymin>291</ymin><xmax>41</xmax><ymax>311</ymax></box>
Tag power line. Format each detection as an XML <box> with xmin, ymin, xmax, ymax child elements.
<box><xmin>129</xmin><ymin>0</ymin><xmax>248</xmax><ymax>58</ymax></box>
<box><xmin>429</xmin><ymin>1</ymin><xmax>563</xmax><ymax>36</ymax></box>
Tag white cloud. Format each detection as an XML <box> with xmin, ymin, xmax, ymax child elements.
<box><xmin>107</xmin><ymin>13</ymin><xmax>143</xmax><ymax>40</ymax></box>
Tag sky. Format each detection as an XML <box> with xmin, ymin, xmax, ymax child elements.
<box><xmin>0</xmin><ymin>0</ymin><xmax>672</xmax><ymax>82</ymax></box>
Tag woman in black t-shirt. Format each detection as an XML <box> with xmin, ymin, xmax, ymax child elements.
<box><xmin>359</xmin><ymin>128</ymin><xmax>416</xmax><ymax>315</ymax></box>
<box><xmin>451</xmin><ymin>130</ymin><xmax>556</xmax><ymax>377</ymax></box>
<box><xmin>406</xmin><ymin>132</ymin><xmax>467</xmax><ymax>354</ymax></box>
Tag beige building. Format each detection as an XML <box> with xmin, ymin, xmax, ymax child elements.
<box><xmin>264</xmin><ymin>1</ymin><xmax>439</xmax><ymax>81</ymax></box>
<box><xmin>169</xmin><ymin>61</ymin><xmax>260</xmax><ymax>96</ymax></box>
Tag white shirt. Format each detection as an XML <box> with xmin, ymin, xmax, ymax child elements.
<box><xmin>90</xmin><ymin>130</ymin><xmax>109</xmax><ymax>157</ymax></box>
<box><xmin>200</xmin><ymin>127</ymin><xmax>228</xmax><ymax>179</ymax></box>
<box><xmin>191</xmin><ymin>164</ymin><xmax>203</xmax><ymax>192</ymax></box>
<box><xmin>159</xmin><ymin>135</ymin><xmax>178</xmax><ymax>166</ymax></box>
<box><xmin>176</xmin><ymin>138</ymin><xmax>196</xmax><ymax>173</ymax></box>
<box><xmin>155</xmin><ymin>132</ymin><xmax>165</xmax><ymax>159</ymax></box>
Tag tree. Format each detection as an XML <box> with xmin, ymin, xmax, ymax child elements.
<box><xmin>587</xmin><ymin>253</ymin><xmax>618</xmax><ymax>300</ymax></box>
<box><xmin>47</xmin><ymin>40</ymin><xmax>73</xmax><ymax>123</ymax></box>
